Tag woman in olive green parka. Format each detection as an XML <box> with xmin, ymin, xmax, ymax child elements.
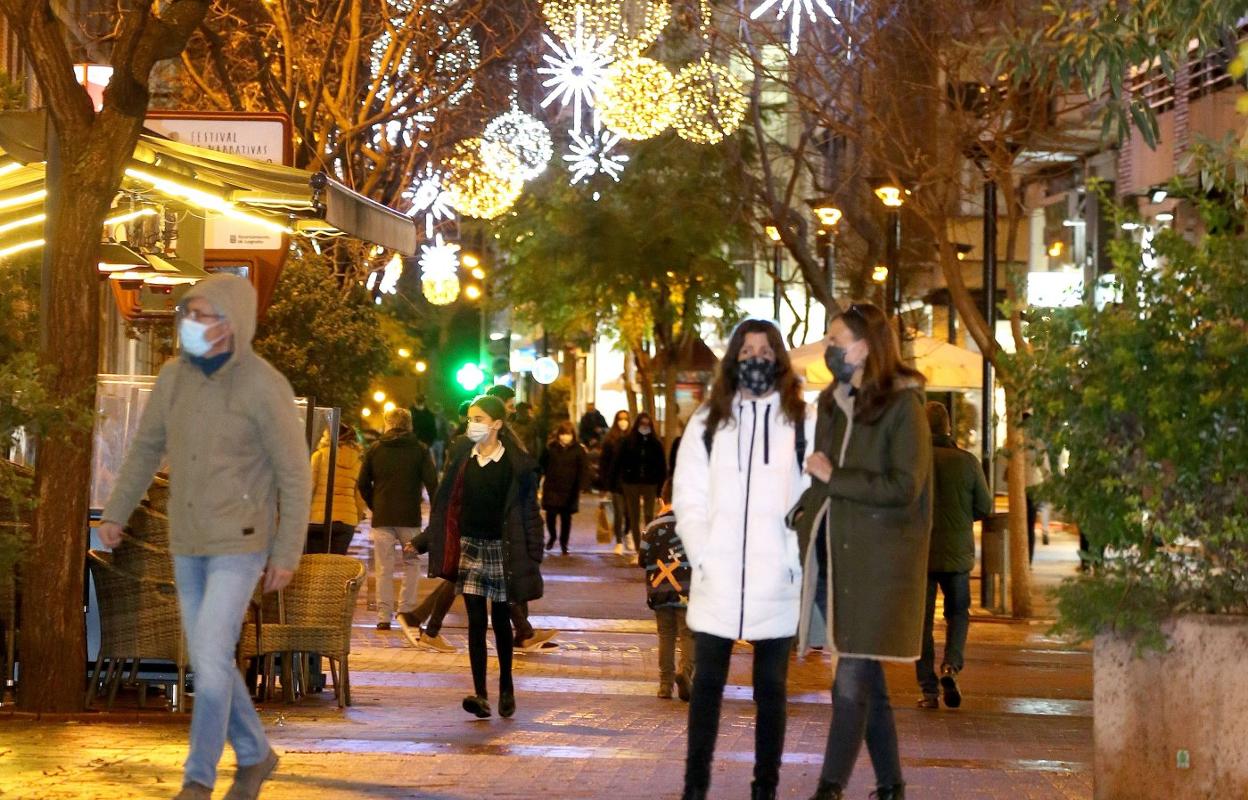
<box><xmin>793</xmin><ymin>303</ymin><xmax>931</xmax><ymax>800</ymax></box>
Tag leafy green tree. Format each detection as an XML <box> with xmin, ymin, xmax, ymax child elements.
<box><xmin>497</xmin><ymin>134</ymin><xmax>745</xmax><ymax>441</ymax></box>
<box><xmin>254</xmin><ymin>250</ymin><xmax>391</xmax><ymax>419</ymax></box>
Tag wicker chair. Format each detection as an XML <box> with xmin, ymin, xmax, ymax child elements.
<box><xmin>86</xmin><ymin>505</ymin><xmax>186</xmax><ymax>711</ymax></box>
<box><xmin>239</xmin><ymin>554</ymin><xmax>364</xmax><ymax>708</ymax></box>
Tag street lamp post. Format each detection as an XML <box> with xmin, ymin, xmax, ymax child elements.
<box><xmin>764</xmin><ymin>223</ymin><xmax>783</xmax><ymax>322</ymax></box>
<box><xmin>463</xmin><ymin>252</ymin><xmax>486</xmax><ymax>370</ymax></box>
<box><xmin>981</xmin><ymin>179</ymin><xmax>998</xmax><ymax>487</ymax></box>
<box><xmin>809</xmin><ymin>200</ymin><xmax>842</xmax><ymax>306</ymax></box>
<box><xmin>873</xmin><ymin>183</ymin><xmax>906</xmax><ymax>340</ymax></box>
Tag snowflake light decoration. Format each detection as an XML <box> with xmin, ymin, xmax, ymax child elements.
<box><xmin>538</xmin><ymin>7</ymin><xmax>616</xmax><ymax>134</ymax></box>
<box><xmin>563</xmin><ymin>122</ymin><xmax>629</xmax><ymax>184</ymax></box>
<box><xmin>444</xmin><ymin>138</ymin><xmax>523</xmax><ymax>220</ymax></box>
<box><xmin>672</xmin><ymin>56</ymin><xmax>748</xmax><ymax>145</ymax></box>
<box><xmin>482</xmin><ymin>106</ymin><xmax>555</xmax><ymax>182</ymax></box>
<box><xmin>405</xmin><ymin>165</ymin><xmax>455</xmax><ymax>238</ymax></box>
<box><xmin>378</xmin><ymin>252</ymin><xmax>404</xmax><ymax>295</ymax></box>
<box><xmin>419</xmin><ymin>233</ymin><xmax>462</xmax><ymax>306</ymax></box>
<box><xmin>749</xmin><ymin>0</ymin><xmax>842</xmax><ymax>54</ymax></box>
<box><xmin>599</xmin><ymin>56</ymin><xmax>676</xmax><ymax>141</ymax></box>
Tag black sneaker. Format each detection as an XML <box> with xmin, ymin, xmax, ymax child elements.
<box><xmin>396</xmin><ymin>612</ymin><xmax>422</xmax><ymax>647</ymax></box>
<box><xmin>462</xmin><ymin>695</ymin><xmax>491</xmax><ymax>718</ymax></box>
<box><xmin>499</xmin><ymin>691</ymin><xmax>516</xmax><ymax>718</ymax></box>
<box><xmin>376</xmin><ymin>621</ymin><xmax>391</xmax><ymax>631</ymax></box>
<box><xmin>939</xmin><ymin>666</ymin><xmax>962</xmax><ymax>709</ymax></box>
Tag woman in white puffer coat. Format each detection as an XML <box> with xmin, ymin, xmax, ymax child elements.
<box><xmin>672</xmin><ymin>318</ymin><xmax>813</xmax><ymax>800</ymax></box>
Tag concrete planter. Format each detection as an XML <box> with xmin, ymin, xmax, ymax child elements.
<box><xmin>1095</xmin><ymin>614</ymin><xmax>1248</xmax><ymax>798</ymax></box>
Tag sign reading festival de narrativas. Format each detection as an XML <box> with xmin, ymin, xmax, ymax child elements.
<box><xmin>145</xmin><ymin>114</ymin><xmax>290</xmax><ymax>252</ymax></box>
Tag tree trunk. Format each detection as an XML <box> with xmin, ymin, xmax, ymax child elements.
<box><xmin>18</xmin><ymin>158</ymin><xmax>114</xmax><ymax>712</ymax></box>
<box><xmin>1002</xmin><ymin>384</ymin><xmax>1033</xmax><ymax>617</ymax></box>
<box><xmin>662</xmin><ymin>360</ymin><xmax>679</xmax><ymax>451</ymax></box>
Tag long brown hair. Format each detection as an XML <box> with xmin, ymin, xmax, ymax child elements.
<box><xmin>604</xmin><ymin>409</ymin><xmax>630</xmax><ymax>446</ymax></box>
<box><xmin>547</xmin><ymin>419</ymin><xmax>577</xmax><ymax>447</ymax></box>
<box><xmin>704</xmin><ymin>319</ymin><xmax>806</xmax><ymax>443</ymax></box>
<box><xmin>822</xmin><ymin>303</ymin><xmax>924</xmax><ymax>424</ymax></box>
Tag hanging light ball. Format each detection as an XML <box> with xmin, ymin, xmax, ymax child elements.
<box><xmin>419</xmin><ymin>234</ymin><xmax>462</xmax><ymax>306</ymax></box>
<box><xmin>443</xmin><ymin>138</ymin><xmax>523</xmax><ymax>220</ymax></box>
<box><xmin>481</xmin><ymin>107</ymin><xmax>554</xmax><ymax>182</ymax></box>
<box><xmin>541</xmin><ymin>0</ymin><xmax>671</xmax><ymax>57</ymax></box>
<box><xmin>422</xmin><ymin>274</ymin><xmax>461</xmax><ymax>305</ymax></box>
<box><xmin>671</xmin><ymin>56</ymin><xmax>747</xmax><ymax>145</ymax></box>
<box><xmin>599</xmin><ymin>56</ymin><xmax>676</xmax><ymax>140</ymax></box>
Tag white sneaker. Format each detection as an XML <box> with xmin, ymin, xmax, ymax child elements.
<box><xmin>613</xmin><ymin>542</ymin><xmax>624</xmax><ymax>556</ymax></box>
<box><xmin>624</xmin><ymin>538</ymin><xmax>636</xmax><ymax>553</ymax></box>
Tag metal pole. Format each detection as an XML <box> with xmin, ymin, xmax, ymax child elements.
<box><xmin>947</xmin><ymin>304</ymin><xmax>957</xmax><ymax>436</ymax></box>
<box><xmin>981</xmin><ymin>179</ymin><xmax>998</xmax><ymax>489</ymax></box>
<box><xmin>887</xmin><ymin>209</ymin><xmax>902</xmax><ymax>338</ymax></box>
<box><xmin>772</xmin><ymin>243</ymin><xmax>782</xmax><ymax>322</ymax></box>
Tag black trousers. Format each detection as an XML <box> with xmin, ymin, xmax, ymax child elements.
<box><xmin>545</xmin><ymin>508</ymin><xmax>573</xmax><ymax>552</ymax></box>
<box><xmin>685</xmin><ymin>632</ymin><xmax>792</xmax><ymax>791</ymax></box>
<box><xmin>1026</xmin><ymin>491</ymin><xmax>1038</xmax><ymax>564</ymax></box>
<box><xmin>305</xmin><ymin>522</ymin><xmax>355</xmax><ymax>555</ymax></box>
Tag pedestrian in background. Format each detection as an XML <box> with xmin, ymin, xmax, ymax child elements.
<box><xmin>99</xmin><ymin>275</ymin><xmax>310</xmax><ymax>800</ymax></box>
<box><xmin>617</xmin><ymin>411</ymin><xmax>667</xmax><ymax>554</ymax></box>
<box><xmin>793</xmin><ymin>303</ymin><xmax>932</xmax><ymax>800</ymax></box>
<box><xmin>540</xmin><ymin>420</ymin><xmax>589</xmax><ymax>555</ymax></box>
<box><xmin>639</xmin><ymin>480</ymin><xmax>692</xmax><ymax>702</ymax></box>
<box><xmin>424</xmin><ymin>395</ymin><xmax>544</xmax><ymax>719</ymax></box>
<box><xmin>357</xmin><ymin>408</ymin><xmax>438</xmax><ymax>631</ymax></box>
<box><xmin>307</xmin><ymin>421</ymin><xmax>366</xmax><ymax>555</ymax></box>
<box><xmin>915</xmin><ymin>401</ymin><xmax>989</xmax><ymax>710</ymax></box>
<box><xmin>410</xmin><ymin>395</ymin><xmax>438</xmax><ymax>449</ymax></box>
<box><xmin>673</xmin><ymin>318</ymin><xmax>811</xmax><ymax>800</ymax></box>
<box><xmin>578</xmin><ymin>401</ymin><xmax>608</xmax><ymax>446</ymax></box>
<box><xmin>598</xmin><ymin>410</ymin><xmax>632</xmax><ymax>554</ymax></box>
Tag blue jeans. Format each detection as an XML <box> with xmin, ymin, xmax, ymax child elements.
<box><xmin>916</xmin><ymin>571</ymin><xmax>971</xmax><ymax>695</ymax></box>
<box><xmin>820</xmin><ymin>657</ymin><xmax>903</xmax><ymax>788</ymax></box>
<box><xmin>174</xmin><ymin>551</ymin><xmax>269</xmax><ymax>788</ymax></box>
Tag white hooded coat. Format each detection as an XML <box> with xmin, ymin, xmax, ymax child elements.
<box><xmin>673</xmin><ymin>392</ymin><xmax>813</xmax><ymax>641</ymax></box>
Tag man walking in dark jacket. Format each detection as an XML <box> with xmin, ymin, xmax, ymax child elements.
<box><xmin>917</xmin><ymin>402</ymin><xmax>991</xmax><ymax>710</ymax></box>
<box><xmin>358</xmin><ymin>409</ymin><xmax>438</xmax><ymax>633</ymax></box>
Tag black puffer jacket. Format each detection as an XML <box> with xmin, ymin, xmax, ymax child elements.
<box><xmin>540</xmin><ymin>441</ymin><xmax>589</xmax><ymax>511</ymax></box>
<box><xmin>358</xmin><ymin>431</ymin><xmax>437</xmax><ymax>528</ymax></box>
<box><xmin>616</xmin><ymin>431</ymin><xmax>667</xmax><ymax>487</ymax></box>
<box><xmin>424</xmin><ymin>437</ymin><xmax>545</xmax><ymax>603</ymax></box>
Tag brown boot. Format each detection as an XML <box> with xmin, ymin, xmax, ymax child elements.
<box><xmin>224</xmin><ymin>748</ymin><xmax>279</xmax><ymax>800</ymax></box>
<box><xmin>174</xmin><ymin>784</ymin><xmax>212</xmax><ymax>800</ymax></box>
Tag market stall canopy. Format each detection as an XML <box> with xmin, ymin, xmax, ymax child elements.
<box><xmin>0</xmin><ymin>110</ymin><xmax>417</xmax><ymax>256</ymax></box>
<box><xmin>790</xmin><ymin>333</ymin><xmax>984</xmax><ymax>392</ymax></box>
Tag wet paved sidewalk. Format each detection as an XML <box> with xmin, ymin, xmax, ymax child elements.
<box><xmin>0</xmin><ymin>503</ymin><xmax>1091</xmax><ymax>799</ymax></box>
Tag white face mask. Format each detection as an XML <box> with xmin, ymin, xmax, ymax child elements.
<box><xmin>179</xmin><ymin>317</ymin><xmax>222</xmax><ymax>357</ymax></box>
<box><xmin>617</xmin><ymin>419</ymin><xmax>630</xmax><ymax>431</ymax></box>
<box><xmin>466</xmin><ymin>421</ymin><xmax>492</xmax><ymax>443</ymax></box>
<box><xmin>558</xmin><ymin>434</ymin><xmax>574</xmax><ymax>445</ymax></box>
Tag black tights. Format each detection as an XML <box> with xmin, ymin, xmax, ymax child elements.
<box><xmin>463</xmin><ymin>594</ymin><xmax>513</xmax><ymax>699</ymax></box>
<box><xmin>545</xmin><ymin>509</ymin><xmax>573</xmax><ymax>551</ymax></box>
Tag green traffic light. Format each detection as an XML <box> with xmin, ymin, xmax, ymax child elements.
<box><xmin>456</xmin><ymin>362</ymin><xmax>486</xmax><ymax>391</ymax></box>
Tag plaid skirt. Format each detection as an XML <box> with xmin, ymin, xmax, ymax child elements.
<box><xmin>456</xmin><ymin>536</ymin><xmax>508</xmax><ymax>602</ymax></box>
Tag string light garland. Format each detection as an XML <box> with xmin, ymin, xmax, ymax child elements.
<box><xmin>538</xmin><ymin>7</ymin><xmax>615</xmax><ymax>134</ymax></box>
<box><xmin>598</xmin><ymin>56</ymin><xmax>676</xmax><ymax>140</ymax></box>
<box><xmin>419</xmin><ymin>233</ymin><xmax>462</xmax><ymax>305</ymax></box>
<box><xmin>749</xmin><ymin>0</ymin><xmax>842</xmax><ymax>54</ymax></box>
<box><xmin>564</xmin><ymin>121</ymin><xmax>629</xmax><ymax>183</ymax></box>
<box><xmin>443</xmin><ymin>138</ymin><xmax>523</xmax><ymax>220</ymax></box>
<box><xmin>671</xmin><ymin>56</ymin><xmax>747</xmax><ymax>145</ymax></box>
<box><xmin>541</xmin><ymin>0</ymin><xmax>671</xmax><ymax>58</ymax></box>
<box><xmin>481</xmin><ymin>106</ymin><xmax>555</xmax><ymax>181</ymax></box>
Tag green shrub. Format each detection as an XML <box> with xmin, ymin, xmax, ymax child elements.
<box><xmin>1023</xmin><ymin>172</ymin><xmax>1248</xmax><ymax>650</ymax></box>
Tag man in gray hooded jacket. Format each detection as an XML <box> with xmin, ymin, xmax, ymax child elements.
<box><xmin>100</xmin><ymin>274</ymin><xmax>311</xmax><ymax>800</ymax></box>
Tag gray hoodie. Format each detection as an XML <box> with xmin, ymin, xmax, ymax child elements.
<box><xmin>102</xmin><ymin>275</ymin><xmax>312</xmax><ymax>571</ymax></box>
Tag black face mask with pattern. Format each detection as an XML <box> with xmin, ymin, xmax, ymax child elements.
<box><xmin>736</xmin><ymin>357</ymin><xmax>778</xmax><ymax>395</ymax></box>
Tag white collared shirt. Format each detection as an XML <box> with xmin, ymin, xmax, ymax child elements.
<box><xmin>471</xmin><ymin>440</ymin><xmax>506</xmax><ymax>467</ymax></box>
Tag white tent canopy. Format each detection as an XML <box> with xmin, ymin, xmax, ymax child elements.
<box><xmin>790</xmin><ymin>333</ymin><xmax>984</xmax><ymax>392</ymax></box>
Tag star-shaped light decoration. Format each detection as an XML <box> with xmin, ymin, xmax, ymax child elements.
<box><xmin>419</xmin><ymin>233</ymin><xmax>462</xmax><ymax>306</ymax></box>
<box><xmin>537</xmin><ymin>7</ymin><xmax>616</xmax><ymax>134</ymax></box>
<box><xmin>563</xmin><ymin>121</ymin><xmax>629</xmax><ymax>184</ymax></box>
<box><xmin>405</xmin><ymin>165</ymin><xmax>456</xmax><ymax>238</ymax></box>
<box><xmin>750</xmin><ymin>0</ymin><xmax>842</xmax><ymax>54</ymax></box>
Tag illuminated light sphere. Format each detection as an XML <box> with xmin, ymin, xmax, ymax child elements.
<box><xmin>541</xmin><ymin>0</ymin><xmax>671</xmax><ymax>58</ymax></box>
<box><xmin>419</xmin><ymin>233</ymin><xmax>462</xmax><ymax>305</ymax></box>
<box><xmin>482</xmin><ymin>107</ymin><xmax>554</xmax><ymax>182</ymax></box>
<box><xmin>749</xmin><ymin>0</ymin><xmax>843</xmax><ymax>54</ymax></box>
<box><xmin>538</xmin><ymin>7</ymin><xmax>615</xmax><ymax>135</ymax></box>
<box><xmin>671</xmin><ymin>56</ymin><xmax>747</xmax><ymax>145</ymax></box>
<box><xmin>599</xmin><ymin>56</ymin><xmax>676</xmax><ymax>140</ymax></box>
<box><xmin>443</xmin><ymin>138</ymin><xmax>523</xmax><ymax>220</ymax></box>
